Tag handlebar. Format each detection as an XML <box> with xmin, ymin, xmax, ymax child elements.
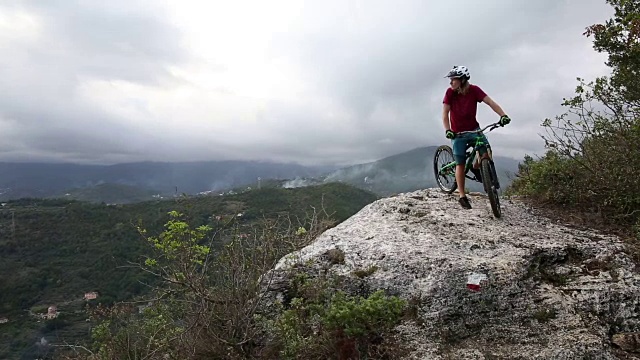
<box><xmin>454</xmin><ymin>122</ymin><xmax>502</xmax><ymax>136</ymax></box>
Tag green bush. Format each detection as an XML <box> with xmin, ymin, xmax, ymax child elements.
<box><xmin>272</xmin><ymin>275</ymin><xmax>408</xmax><ymax>360</ymax></box>
<box><xmin>324</xmin><ymin>290</ymin><xmax>405</xmax><ymax>337</ymax></box>
<box><xmin>89</xmin><ymin>300</ymin><xmax>185</xmax><ymax>360</ymax></box>
<box><xmin>59</xmin><ymin>203</ymin><xmax>346</xmax><ymax>360</ymax></box>
<box><xmin>510</xmin><ymin>118</ymin><xmax>640</xmax><ymax>215</ymax></box>
<box><xmin>508</xmin><ymin>152</ymin><xmax>581</xmax><ymax>205</ymax></box>
<box><xmin>508</xmin><ymin>0</ymin><xmax>640</xmax><ymax>238</ymax></box>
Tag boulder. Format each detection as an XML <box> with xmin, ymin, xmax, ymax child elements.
<box><xmin>264</xmin><ymin>189</ymin><xmax>640</xmax><ymax>359</ymax></box>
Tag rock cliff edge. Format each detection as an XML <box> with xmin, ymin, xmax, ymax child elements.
<box><xmin>265</xmin><ymin>189</ymin><xmax>640</xmax><ymax>359</ymax></box>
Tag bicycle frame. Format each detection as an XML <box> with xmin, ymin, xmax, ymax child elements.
<box><xmin>434</xmin><ymin>121</ymin><xmax>504</xmax><ymax>217</ymax></box>
<box><xmin>438</xmin><ymin>122</ymin><xmax>501</xmax><ymax>180</ymax></box>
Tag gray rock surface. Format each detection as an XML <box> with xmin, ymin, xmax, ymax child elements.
<box><xmin>266</xmin><ymin>188</ymin><xmax>640</xmax><ymax>359</ymax></box>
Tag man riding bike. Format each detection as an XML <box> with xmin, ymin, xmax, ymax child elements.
<box><xmin>442</xmin><ymin>65</ymin><xmax>511</xmax><ymax>209</ymax></box>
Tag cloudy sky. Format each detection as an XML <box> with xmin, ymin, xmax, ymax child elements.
<box><xmin>0</xmin><ymin>0</ymin><xmax>614</xmax><ymax>166</ymax></box>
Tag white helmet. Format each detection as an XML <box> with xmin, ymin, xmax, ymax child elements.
<box><xmin>445</xmin><ymin>65</ymin><xmax>470</xmax><ymax>80</ymax></box>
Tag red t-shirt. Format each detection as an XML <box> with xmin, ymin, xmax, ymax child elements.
<box><xmin>443</xmin><ymin>84</ymin><xmax>487</xmax><ymax>132</ymax></box>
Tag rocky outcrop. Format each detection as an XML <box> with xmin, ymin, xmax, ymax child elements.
<box><xmin>265</xmin><ymin>189</ymin><xmax>640</xmax><ymax>359</ymax></box>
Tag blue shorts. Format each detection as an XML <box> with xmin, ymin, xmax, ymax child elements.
<box><xmin>452</xmin><ymin>130</ymin><xmax>490</xmax><ymax>165</ymax></box>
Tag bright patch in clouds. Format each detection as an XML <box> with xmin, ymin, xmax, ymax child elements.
<box><xmin>0</xmin><ymin>0</ymin><xmax>614</xmax><ymax>165</ymax></box>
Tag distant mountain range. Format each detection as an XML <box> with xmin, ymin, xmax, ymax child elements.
<box><xmin>0</xmin><ymin>148</ymin><xmax>523</xmax><ymax>203</ymax></box>
<box><xmin>289</xmin><ymin>146</ymin><xmax>522</xmax><ymax>196</ymax></box>
<box><xmin>0</xmin><ymin>161</ymin><xmax>337</xmax><ymax>202</ymax></box>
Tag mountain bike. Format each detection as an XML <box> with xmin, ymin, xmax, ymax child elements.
<box><xmin>433</xmin><ymin>122</ymin><xmax>502</xmax><ymax>218</ymax></box>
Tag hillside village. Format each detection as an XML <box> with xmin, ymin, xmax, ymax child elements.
<box><xmin>0</xmin><ymin>290</ymin><xmax>99</xmax><ymax>356</ymax></box>
<box><xmin>3</xmin><ymin>292</ymin><xmax>101</xmax><ymax>323</ymax></box>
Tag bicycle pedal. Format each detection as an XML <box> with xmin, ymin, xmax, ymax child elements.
<box><xmin>470</xmin><ymin>168</ymin><xmax>482</xmax><ymax>182</ymax></box>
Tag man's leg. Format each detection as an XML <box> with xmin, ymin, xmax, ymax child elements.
<box><xmin>456</xmin><ymin>164</ymin><xmax>472</xmax><ymax>209</ymax></box>
<box><xmin>456</xmin><ymin>164</ymin><xmax>466</xmax><ymax>197</ymax></box>
<box><xmin>452</xmin><ymin>137</ymin><xmax>472</xmax><ymax>209</ymax></box>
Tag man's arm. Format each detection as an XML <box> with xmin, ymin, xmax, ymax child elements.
<box><xmin>442</xmin><ymin>103</ymin><xmax>451</xmax><ymax>130</ymax></box>
<box><xmin>482</xmin><ymin>96</ymin><xmax>506</xmax><ymax>117</ymax></box>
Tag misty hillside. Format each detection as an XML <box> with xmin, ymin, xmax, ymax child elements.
<box><xmin>52</xmin><ymin>183</ymin><xmax>160</xmax><ymax>204</ymax></box>
<box><xmin>0</xmin><ymin>149</ymin><xmax>522</xmax><ymax>203</ymax></box>
<box><xmin>0</xmin><ymin>161</ymin><xmax>337</xmax><ymax>201</ymax></box>
<box><xmin>317</xmin><ymin>146</ymin><xmax>521</xmax><ymax>196</ymax></box>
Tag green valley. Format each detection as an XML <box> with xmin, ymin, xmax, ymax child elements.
<box><xmin>0</xmin><ymin>183</ymin><xmax>378</xmax><ymax>360</ymax></box>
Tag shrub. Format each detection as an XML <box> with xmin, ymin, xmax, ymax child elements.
<box><xmin>60</xmin><ymin>206</ymin><xmax>336</xmax><ymax>360</ymax></box>
<box><xmin>508</xmin><ymin>0</ymin><xmax>640</xmax><ymax>237</ymax></box>
<box><xmin>273</xmin><ymin>286</ymin><xmax>408</xmax><ymax>360</ymax></box>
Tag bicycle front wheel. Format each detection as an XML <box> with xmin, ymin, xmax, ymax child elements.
<box><xmin>433</xmin><ymin>145</ymin><xmax>458</xmax><ymax>194</ymax></box>
<box><xmin>481</xmin><ymin>158</ymin><xmax>501</xmax><ymax>218</ymax></box>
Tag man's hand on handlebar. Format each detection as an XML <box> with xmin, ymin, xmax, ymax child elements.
<box><xmin>445</xmin><ymin>130</ymin><xmax>455</xmax><ymax>139</ymax></box>
<box><xmin>499</xmin><ymin>115</ymin><xmax>511</xmax><ymax>127</ymax></box>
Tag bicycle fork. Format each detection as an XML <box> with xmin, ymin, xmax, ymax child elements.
<box><xmin>490</xmin><ymin>160</ymin><xmax>500</xmax><ymax>189</ymax></box>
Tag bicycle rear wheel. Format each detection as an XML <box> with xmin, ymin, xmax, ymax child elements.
<box><xmin>433</xmin><ymin>145</ymin><xmax>458</xmax><ymax>194</ymax></box>
<box><xmin>481</xmin><ymin>158</ymin><xmax>501</xmax><ymax>218</ymax></box>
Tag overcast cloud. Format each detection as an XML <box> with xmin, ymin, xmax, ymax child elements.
<box><xmin>0</xmin><ymin>0</ymin><xmax>614</xmax><ymax>166</ymax></box>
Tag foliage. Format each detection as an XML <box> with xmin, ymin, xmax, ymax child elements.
<box><xmin>65</xmin><ymin>199</ymin><xmax>336</xmax><ymax>359</ymax></box>
<box><xmin>324</xmin><ymin>290</ymin><xmax>406</xmax><ymax>337</ymax></box>
<box><xmin>272</xmin><ymin>275</ymin><xmax>408</xmax><ymax>360</ymax></box>
<box><xmin>0</xmin><ymin>182</ymin><xmax>377</xmax><ymax>360</ymax></box>
<box><xmin>55</xmin><ymin>183</ymin><xmax>160</xmax><ymax>204</ymax></box>
<box><xmin>584</xmin><ymin>0</ymin><xmax>640</xmax><ymax>103</ymax></box>
<box><xmin>142</xmin><ymin>210</ymin><xmax>211</xmax><ymax>266</ymax></box>
<box><xmin>63</xmin><ymin>204</ymin><xmax>408</xmax><ymax>359</ymax></box>
<box><xmin>508</xmin><ymin>0</ymin><xmax>640</xmax><ymax>238</ymax></box>
<box><xmin>87</xmin><ymin>301</ymin><xmax>186</xmax><ymax>360</ymax></box>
